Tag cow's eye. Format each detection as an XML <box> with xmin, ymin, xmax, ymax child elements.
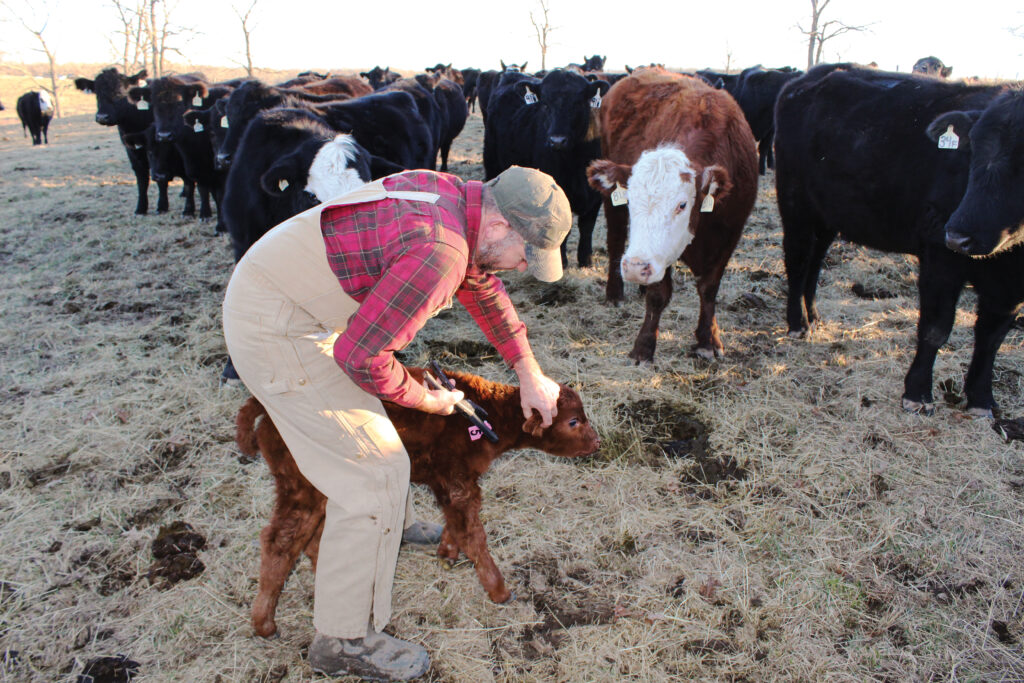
<box><xmin>677</xmin><ymin>201</ymin><xmax>688</xmax><ymax>212</ymax></box>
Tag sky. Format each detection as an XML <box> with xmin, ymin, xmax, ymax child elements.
<box><xmin>2</xmin><ymin>0</ymin><xmax>1022</xmax><ymax>80</ymax></box>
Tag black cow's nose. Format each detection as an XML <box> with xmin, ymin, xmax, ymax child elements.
<box><xmin>548</xmin><ymin>135</ymin><xmax>568</xmax><ymax>150</ymax></box>
<box><xmin>216</xmin><ymin>153</ymin><xmax>231</xmax><ymax>168</ymax></box>
<box><xmin>95</xmin><ymin>113</ymin><xmax>110</xmax><ymax>125</ymax></box>
<box><xmin>945</xmin><ymin>231</ymin><xmax>973</xmax><ymax>255</ymax></box>
<box><xmin>156</xmin><ymin>131</ymin><xmax>173</xmax><ymax>143</ymax></box>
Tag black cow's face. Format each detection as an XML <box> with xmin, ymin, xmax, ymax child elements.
<box><xmin>530</xmin><ymin>69</ymin><xmax>609</xmax><ymax>151</ymax></box>
<box><xmin>218</xmin><ymin>82</ymin><xmax>278</xmax><ymax>165</ymax></box>
<box><xmin>943</xmin><ymin>92</ymin><xmax>1024</xmax><ymax>256</ymax></box>
<box><xmin>78</xmin><ymin>68</ymin><xmax>147</xmax><ymax>126</ymax></box>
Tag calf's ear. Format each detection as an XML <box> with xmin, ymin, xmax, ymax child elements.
<box><xmin>586</xmin><ymin>159</ymin><xmax>631</xmax><ymax>195</ymax></box>
<box><xmin>523</xmin><ymin>411</ymin><xmax>545</xmax><ymax>437</ymax></box>
<box><xmin>74</xmin><ymin>78</ymin><xmax>94</xmax><ymax>93</ymax></box>
<box><xmin>926</xmin><ymin>110</ymin><xmax>980</xmax><ymax>148</ymax></box>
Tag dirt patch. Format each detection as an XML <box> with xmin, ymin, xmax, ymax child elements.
<box><xmin>421</xmin><ymin>339</ymin><xmax>497</xmax><ymax>366</ymax></box>
<box><xmin>147</xmin><ymin>521</ymin><xmax>206</xmax><ymax>590</ymax></box>
<box><xmin>604</xmin><ymin>398</ymin><xmax>710</xmax><ymax>467</ymax></box>
<box><xmin>851</xmin><ymin>283</ymin><xmax>897</xmax><ymax>300</ymax></box>
<box><xmin>874</xmin><ymin>555</ymin><xmax>986</xmax><ymax>603</ymax></box>
<box><xmin>533</xmin><ymin>284</ymin><xmax>578</xmax><ymax>307</ymax></box>
<box><xmin>76</xmin><ymin>654</ymin><xmax>139</xmax><ymax>682</ymax></box>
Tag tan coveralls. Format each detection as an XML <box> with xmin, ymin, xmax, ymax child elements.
<box><xmin>223</xmin><ymin>181</ymin><xmax>441</xmax><ymax>638</ymax></box>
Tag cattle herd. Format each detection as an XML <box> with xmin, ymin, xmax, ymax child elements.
<box><xmin>64</xmin><ymin>53</ymin><xmax>1022</xmax><ymax>420</ymax></box>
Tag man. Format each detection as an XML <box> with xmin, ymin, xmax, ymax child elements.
<box><xmin>222</xmin><ymin>166</ymin><xmax>572</xmax><ymax>680</ymax></box>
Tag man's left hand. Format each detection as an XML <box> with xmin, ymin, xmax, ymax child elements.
<box><xmin>514</xmin><ymin>356</ymin><xmax>560</xmax><ymax>427</ymax></box>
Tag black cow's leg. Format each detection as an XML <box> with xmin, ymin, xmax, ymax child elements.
<box><xmin>156</xmin><ymin>179</ymin><xmax>170</xmax><ymax>214</ymax></box>
<box><xmin>781</xmin><ymin>225</ymin><xmax>832</xmax><ymax>335</ymax></box>
<box><xmin>197</xmin><ymin>183</ymin><xmax>213</xmax><ymax>221</ymax></box>
<box><xmin>180</xmin><ymin>179</ymin><xmax>196</xmax><ymax>216</ymax></box>
<box><xmin>576</xmin><ymin>199</ymin><xmax>600</xmax><ymax>269</ymax></box>
<box><xmin>629</xmin><ymin>267</ymin><xmax>673</xmax><ymax>363</ymax></box>
<box><xmin>758</xmin><ymin>138</ymin><xmax>769</xmax><ymax>175</ymax></box>
<box><xmin>903</xmin><ymin>254</ymin><xmax>966</xmax><ymax>414</ymax></box>
<box><xmin>604</xmin><ymin>199</ymin><xmax>629</xmax><ymax>303</ymax></box>
<box><xmin>213</xmin><ymin>184</ymin><xmax>227</xmax><ymax>234</ymax></box>
<box><xmin>962</xmin><ymin>303</ymin><xmax>1017</xmax><ymax>417</ymax></box>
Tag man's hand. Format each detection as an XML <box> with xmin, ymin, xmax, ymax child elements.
<box><xmin>514</xmin><ymin>356</ymin><xmax>560</xmax><ymax>427</ymax></box>
<box><xmin>416</xmin><ymin>383</ymin><xmax>465</xmax><ymax>415</ymax></box>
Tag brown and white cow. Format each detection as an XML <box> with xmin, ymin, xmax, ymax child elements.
<box><xmin>587</xmin><ymin>67</ymin><xmax>758</xmax><ymax>362</ymax></box>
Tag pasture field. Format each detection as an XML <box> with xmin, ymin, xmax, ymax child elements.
<box><xmin>1</xmin><ymin>109</ymin><xmax>1023</xmax><ymax>683</ymax></box>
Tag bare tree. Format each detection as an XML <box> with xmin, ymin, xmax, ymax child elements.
<box><xmin>529</xmin><ymin>0</ymin><xmax>554</xmax><ymax>71</ymax></box>
<box><xmin>108</xmin><ymin>0</ymin><xmax>148</xmax><ymax>74</ymax></box>
<box><xmin>233</xmin><ymin>0</ymin><xmax>259</xmax><ymax>77</ymax></box>
<box><xmin>142</xmin><ymin>0</ymin><xmax>191</xmax><ymax>78</ymax></box>
<box><xmin>1</xmin><ymin>0</ymin><xmax>62</xmax><ymax>117</ymax></box>
<box><xmin>799</xmin><ymin>0</ymin><xmax>871</xmax><ymax>70</ymax></box>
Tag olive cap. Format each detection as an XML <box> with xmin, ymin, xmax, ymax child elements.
<box><xmin>485</xmin><ymin>166</ymin><xmax>572</xmax><ymax>282</ymax></box>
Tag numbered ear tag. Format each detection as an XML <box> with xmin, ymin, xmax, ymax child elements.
<box><xmin>937</xmin><ymin>124</ymin><xmax>959</xmax><ymax>150</ymax></box>
<box><xmin>193</xmin><ymin>121</ymin><xmax>204</xmax><ymax>133</ymax></box>
<box><xmin>700</xmin><ymin>194</ymin><xmax>715</xmax><ymax>213</ymax></box>
<box><xmin>278</xmin><ymin>179</ymin><xmax>289</xmax><ymax>191</ymax></box>
<box><xmin>611</xmin><ymin>183</ymin><xmax>628</xmax><ymax>206</ymax></box>
<box><xmin>133</xmin><ymin>144</ymin><xmax>144</xmax><ymax>149</ymax></box>
<box><xmin>220</xmin><ymin>116</ymin><xmax>229</xmax><ymax>128</ymax></box>
<box><xmin>523</xmin><ymin>87</ymin><xmax>538</xmax><ymax>105</ymax></box>
<box><xmin>192</xmin><ymin>95</ymin><xmax>203</xmax><ymax>106</ymax></box>
<box><xmin>136</xmin><ymin>100</ymin><xmax>149</xmax><ymax>110</ymax></box>
<box><xmin>590</xmin><ymin>92</ymin><xmax>602</xmax><ymax>108</ymax></box>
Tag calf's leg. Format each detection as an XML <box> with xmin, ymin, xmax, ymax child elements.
<box><xmin>438</xmin><ymin>484</ymin><xmax>510</xmax><ymax>603</ymax></box>
<box><xmin>963</xmin><ymin>303</ymin><xmax>1016</xmax><ymax>416</ymax></box>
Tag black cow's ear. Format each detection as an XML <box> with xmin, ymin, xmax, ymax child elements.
<box><xmin>74</xmin><ymin>78</ymin><xmax>94</xmax><ymax>93</ymax></box>
<box><xmin>128</xmin><ymin>86</ymin><xmax>149</xmax><ymax>103</ymax></box>
<box><xmin>129</xmin><ymin>69</ymin><xmax>147</xmax><ymax>84</ymax></box>
<box><xmin>514</xmin><ymin>80</ymin><xmax>538</xmax><ymax>101</ymax></box>
<box><xmin>927</xmin><ymin>110</ymin><xmax>980</xmax><ymax>147</ymax></box>
<box><xmin>589</xmin><ymin>79</ymin><xmax>611</xmax><ymax>98</ymax></box>
<box><xmin>260</xmin><ymin>155</ymin><xmax>301</xmax><ymax>196</ymax></box>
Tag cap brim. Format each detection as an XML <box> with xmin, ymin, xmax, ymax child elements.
<box><xmin>526</xmin><ymin>243</ymin><xmax>563</xmax><ymax>282</ymax></box>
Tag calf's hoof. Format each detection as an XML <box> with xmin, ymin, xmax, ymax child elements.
<box><xmin>693</xmin><ymin>346</ymin><xmax>723</xmax><ymax>361</ymax></box>
<box><xmin>901</xmin><ymin>397</ymin><xmax>935</xmax><ymax>416</ymax></box>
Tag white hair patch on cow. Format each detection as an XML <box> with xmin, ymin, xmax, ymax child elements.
<box><xmin>620</xmin><ymin>145</ymin><xmax>699</xmax><ymax>285</ymax></box>
<box><xmin>38</xmin><ymin>90</ymin><xmax>54</xmax><ymax>114</ymax></box>
<box><xmin>305</xmin><ymin>134</ymin><xmax>366</xmax><ymax>202</ymax></box>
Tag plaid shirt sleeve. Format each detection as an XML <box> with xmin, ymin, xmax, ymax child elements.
<box><xmin>457</xmin><ymin>266</ymin><xmax>533</xmax><ymax>367</ymax></box>
<box><xmin>333</xmin><ymin>239</ymin><xmax>467</xmax><ymax>408</ymax></box>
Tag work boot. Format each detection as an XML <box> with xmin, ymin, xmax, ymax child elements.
<box><xmin>308</xmin><ymin>628</ymin><xmax>429</xmax><ymax>681</ymax></box>
<box><xmin>401</xmin><ymin>521</ymin><xmax>442</xmax><ymax>545</ymax></box>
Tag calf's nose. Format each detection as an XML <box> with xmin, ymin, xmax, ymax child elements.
<box><xmin>621</xmin><ymin>256</ymin><xmax>654</xmax><ymax>283</ymax></box>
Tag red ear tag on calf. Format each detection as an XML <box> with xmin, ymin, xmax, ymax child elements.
<box><xmin>469</xmin><ymin>421</ymin><xmax>493</xmax><ymax>441</ymax></box>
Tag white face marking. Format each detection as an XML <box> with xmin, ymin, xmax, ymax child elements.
<box><xmin>304</xmin><ymin>134</ymin><xmax>365</xmax><ymax>202</ymax></box>
<box><xmin>621</xmin><ymin>146</ymin><xmax>698</xmax><ymax>284</ymax></box>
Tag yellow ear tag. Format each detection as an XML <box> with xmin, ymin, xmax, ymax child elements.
<box><xmin>701</xmin><ymin>181</ymin><xmax>718</xmax><ymax>213</ymax></box>
<box><xmin>278</xmin><ymin>179</ymin><xmax>289</xmax><ymax>191</ymax></box>
<box><xmin>136</xmin><ymin>99</ymin><xmax>149</xmax><ymax>110</ymax></box>
<box><xmin>937</xmin><ymin>124</ymin><xmax>959</xmax><ymax>150</ymax></box>
<box><xmin>221</xmin><ymin>116</ymin><xmax>229</xmax><ymax>128</ymax></box>
<box><xmin>192</xmin><ymin>95</ymin><xmax>203</xmax><ymax>106</ymax></box>
<box><xmin>611</xmin><ymin>183</ymin><xmax>628</xmax><ymax>206</ymax></box>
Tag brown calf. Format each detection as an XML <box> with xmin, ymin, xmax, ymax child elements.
<box><xmin>237</xmin><ymin>367</ymin><xmax>600</xmax><ymax>638</ymax></box>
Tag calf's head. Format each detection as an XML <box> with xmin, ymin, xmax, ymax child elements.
<box><xmin>588</xmin><ymin>146</ymin><xmax>731</xmax><ymax>284</ymax></box>
<box><xmin>521</xmin><ymin>385</ymin><xmax>601</xmax><ymax>458</ymax></box>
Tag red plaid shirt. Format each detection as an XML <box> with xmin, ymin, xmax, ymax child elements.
<box><xmin>320</xmin><ymin>171</ymin><xmax>533</xmax><ymax>408</ymax></box>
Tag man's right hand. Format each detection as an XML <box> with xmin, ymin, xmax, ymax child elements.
<box><xmin>416</xmin><ymin>384</ymin><xmax>465</xmax><ymax>415</ymax></box>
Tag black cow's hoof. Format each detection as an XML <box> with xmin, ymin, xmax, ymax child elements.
<box><xmin>901</xmin><ymin>397</ymin><xmax>935</xmax><ymax>416</ymax></box>
<box><xmin>965</xmin><ymin>405</ymin><xmax>995</xmax><ymax>419</ymax></box>
<box><xmin>221</xmin><ymin>360</ymin><xmax>239</xmax><ymax>382</ymax></box>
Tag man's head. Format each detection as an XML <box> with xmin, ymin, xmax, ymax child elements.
<box><xmin>482</xmin><ymin>167</ymin><xmax>572</xmax><ymax>282</ymax></box>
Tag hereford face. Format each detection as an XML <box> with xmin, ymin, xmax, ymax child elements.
<box><xmin>602</xmin><ymin>147</ymin><xmax>700</xmax><ymax>285</ymax></box>
<box><xmin>939</xmin><ymin>92</ymin><xmax>1024</xmax><ymax>256</ymax></box>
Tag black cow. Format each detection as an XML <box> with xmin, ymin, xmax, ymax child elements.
<box><xmin>570</xmin><ymin>55</ymin><xmax>606</xmax><ymax>72</ymax></box>
<box><xmin>75</xmin><ymin>68</ymin><xmax>175</xmax><ymax>215</ymax></box>
<box><xmin>484</xmin><ymin>68</ymin><xmax>610</xmax><ymax>268</ymax></box>
<box><xmin>123</xmin><ymin>126</ymin><xmax>197</xmax><ymax>215</ymax></box>
<box><xmin>129</xmin><ymin>76</ymin><xmax>235</xmax><ymax>228</ymax></box>
<box><xmin>913</xmin><ymin>56</ymin><xmax>953</xmax><ymax>78</ymax></box>
<box><xmin>733</xmin><ymin>65</ymin><xmax>802</xmax><ymax>174</ymax></box>
<box><xmin>415</xmin><ymin>72</ymin><xmax>468</xmax><ymax>171</ymax></box>
<box><xmin>183</xmin><ymin>97</ymin><xmax>230</xmax><ymax>170</ymax></box>
<box><xmin>774</xmin><ymin>63</ymin><xmax>1019</xmax><ymax>416</ymax></box>
<box><xmin>477</xmin><ymin>62</ymin><xmax>530</xmax><ymax>125</ymax></box>
<box><xmin>16</xmin><ymin>91</ymin><xmax>54</xmax><ymax>145</ymax></box>
<box><xmin>0</xmin><ymin>98</ymin><xmax>5</xmax><ymax>111</ymax></box>
<box><xmin>360</xmin><ymin>66</ymin><xmax>400</xmax><ymax>90</ymax></box>
<box><xmin>696</xmin><ymin>69</ymin><xmax>741</xmax><ymax>94</ymax></box>
<box><xmin>212</xmin><ymin>80</ymin><xmax>351</xmax><ymax>170</ymax></box>
<box><xmin>384</xmin><ymin>78</ymin><xmax>443</xmax><ymax>169</ymax></box>
<box><xmin>460</xmin><ymin>68</ymin><xmax>481</xmax><ymax>112</ymax></box>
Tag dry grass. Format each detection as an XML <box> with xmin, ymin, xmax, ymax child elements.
<box><xmin>1</xmin><ymin>106</ymin><xmax>1023</xmax><ymax>683</ymax></box>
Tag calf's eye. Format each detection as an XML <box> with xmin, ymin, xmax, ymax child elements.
<box><xmin>568</xmin><ymin>418</ymin><xmax>579</xmax><ymax>427</ymax></box>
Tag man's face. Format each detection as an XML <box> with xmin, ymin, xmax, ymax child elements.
<box><xmin>477</xmin><ymin>226</ymin><xmax>528</xmax><ymax>274</ymax></box>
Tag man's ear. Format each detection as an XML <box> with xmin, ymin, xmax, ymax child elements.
<box><xmin>523</xmin><ymin>411</ymin><xmax>545</xmax><ymax>437</ymax></box>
